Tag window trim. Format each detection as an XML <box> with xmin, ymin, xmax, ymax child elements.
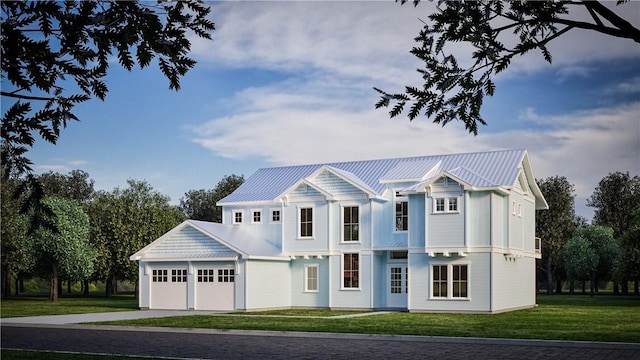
<box><xmin>251</xmin><ymin>209</ymin><xmax>262</xmax><ymax>224</ymax></box>
<box><xmin>298</xmin><ymin>206</ymin><xmax>314</xmax><ymax>239</ymax></box>
<box><xmin>342</xmin><ymin>253</ymin><xmax>360</xmax><ymax>290</ymax></box>
<box><xmin>304</xmin><ymin>264</ymin><xmax>319</xmax><ymax>292</ymax></box>
<box><xmin>433</xmin><ymin>197</ymin><xmax>460</xmax><ymax>214</ymax></box>
<box><xmin>232</xmin><ymin>210</ymin><xmax>243</xmax><ymax>224</ymax></box>
<box><xmin>430</xmin><ymin>263</ymin><xmax>470</xmax><ymax>300</ymax></box>
<box><xmin>271</xmin><ymin>208</ymin><xmax>281</xmax><ymax>223</ymax></box>
<box><xmin>341</xmin><ymin>205</ymin><xmax>360</xmax><ymax>243</ymax></box>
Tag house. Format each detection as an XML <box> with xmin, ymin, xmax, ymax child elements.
<box><xmin>130</xmin><ymin>149</ymin><xmax>547</xmax><ymax>313</ymax></box>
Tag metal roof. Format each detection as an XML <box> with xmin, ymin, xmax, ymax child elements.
<box><xmin>218</xmin><ymin>150</ymin><xmax>528</xmax><ymax>204</ymax></box>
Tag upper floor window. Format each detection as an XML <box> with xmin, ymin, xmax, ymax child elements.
<box><xmin>272</xmin><ymin>209</ymin><xmax>281</xmax><ymax>223</ymax></box>
<box><xmin>299</xmin><ymin>207</ymin><xmax>313</xmax><ymax>238</ymax></box>
<box><xmin>343</xmin><ymin>253</ymin><xmax>359</xmax><ymax>289</ymax></box>
<box><xmin>252</xmin><ymin>210</ymin><xmax>262</xmax><ymax>224</ymax></box>
<box><xmin>343</xmin><ymin>206</ymin><xmax>359</xmax><ymax>242</ymax></box>
<box><xmin>434</xmin><ymin>197</ymin><xmax>459</xmax><ymax>213</ymax></box>
<box><xmin>233</xmin><ymin>210</ymin><xmax>243</xmax><ymax>224</ymax></box>
<box><xmin>395</xmin><ymin>192</ymin><xmax>408</xmax><ymax>232</ymax></box>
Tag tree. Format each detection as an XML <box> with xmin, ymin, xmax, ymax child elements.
<box><xmin>31</xmin><ymin>197</ymin><xmax>96</xmax><ymax>302</ymax></box>
<box><xmin>38</xmin><ymin>170</ymin><xmax>95</xmax><ymax>206</ymax></box>
<box><xmin>375</xmin><ymin>1</ymin><xmax>640</xmax><ymax>134</ymax></box>
<box><xmin>0</xmin><ymin>172</ymin><xmax>34</xmax><ymax>297</ymax></box>
<box><xmin>1</xmin><ymin>0</ymin><xmax>214</xmax><ymax>188</ymax></box>
<box><xmin>180</xmin><ymin>174</ymin><xmax>245</xmax><ymax>222</ymax></box>
<box><xmin>587</xmin><ymin>171</ymin><xmax>640</xmax><ymax>294</ymax></box>
<box><xmin>536</xmin><ymin>176</ymin><xmax>576</xmax><ymax>295</ymax></box>
<box><xmin>565</xmin><ymin>225</ymin><xmax>618</xmax><ymax>296</ymax></box>
<box><xmin>88</xmin><ymin>179</ymin><xmax>185</xmax><ymax>297</ymax></box>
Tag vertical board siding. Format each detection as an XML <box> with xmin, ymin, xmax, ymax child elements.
<box><xmin>245</xmin><ymin>260</ymin><xmax>291</xmax><ymax>310</ymax></box>
<box><xmin>408</xmin><ymin>253</ymin><xmax>491</xmax><ymax>312</ymax></box>
<box><xmin>330</xmin><ymin>254</ymin><xmax>372</xmax><ymax>308</ymax></box>
<box><xmin>290</xmin><ymin>258</ymin><xmax>330</xmax><ymax>308</ymax></box>
<box><xmin>491</xmin><ymin>253</ymin><xmax>536</xmax><ymax>311</ymax></box>
<box><xmin>469</xmin><ymin>192</ymin><xmax>491</xmax><ymax>247</ymax></box>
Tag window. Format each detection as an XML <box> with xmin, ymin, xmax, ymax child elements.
<box><xmin>448</xmin><ymin>198</ymin><xmax>458</xmax><ymax>212</ymax></box>
<box><xmin>299</xmin><ymin>207</ymin><xmax>313</xmax><ymax>238</ymax></box>
<box><xmin>152</xmin><ymin>269</ymin><xmax>168</xmax><ymax>282</ymax></box>
<box><xmin>432</xmin><ymin>265</ymin><xmax>447</xmax><ymax>297</ymax></box>
<box><xmin>171</xmin><ymin>269</ymin><xmax>187</xmax><ymax>282</ymax></box>
<box><xmin>395</xmin><ymin>192</ymin><xmax>408</xmax><ymax>231</ymax></box>
<box><xmin>518</xmin><ymin>203</ymin><xmax>523</xmax><ymax>217</ymax></box>
<box><xmin>197</xmin><ymin>269</ymin><xmax>215</xmax><ymax>282</ymax></box>
<box><xmin>233</xmin><ymin>210</ymin><xmax>243</xmax><ymax>224</ymax></box>
<box><xmin>343</xmin><ymin>206</ymin><xmax>359</xmax><ymax>242</ymax></box>
<box><xmin>305</xmin><ymin>265</ymin><xmax>319</xmax><ymax>292</ymax></box>
<box><xmin>272</xmin><ymin>209</ymin><xmax>281</xmax><ymax>222</ymax></box>
<box><xmin>390</xmin><ymin>267</ymin><xmax>403</xmax><ymax>294</ymax></box>
<box><xmin>389</xmin><ymin>251</ymin><xmax>408</xmax><ymax>260</ymax></box>
<box><xmin>343</xmin><ymin>253</ymin><xmax>359</xmax><ymax>289</ymax></box>
<box><xmin>218</xmin><ymin>269</ymin><xmax>235</xmax><ymax>283</ymax></box>
<box><xmin>432</xmin><ymin>264</ymin><xmax>469</xmax><ymax>299</ymax></box>
<box><xmin>452</xmin><ymin>265</ymin><xmax>468</xmax><ymax>298</ymax></box>
<box><xmin>434</xmin><ymin>197</ymin><xmax>458</xmax><ymax>213</ymax></box>
<box><xmin>252</xmin><ymin>210</ymin><xmax>262</xmax><ymax>223</ymax></box>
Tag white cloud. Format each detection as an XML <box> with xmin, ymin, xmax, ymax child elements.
<box><xmin>36</xmin><ymin>159</ymin><xmax>90</xmax><ymax>173</ymax></box>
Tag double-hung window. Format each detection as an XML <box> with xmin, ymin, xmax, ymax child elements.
<box><xmin>252</xmin><ymin>210</ymin><xmax>262</xmax><ymax>223</ymax></box>
<box><xmin>299</xmin><ymin>207</ymin><xmax>313</xmax><ymax>238</ymax></box>
<box><xmin>272</xmin><ymin>209</ymin><xmax>281</xmax><ymax>223</ymax></box>
<box><xmin>395</xmin><ymin>192</ymin><xmax>408</xmax><ymax>231</ymax></box>
<box><xmin>431</xmin><ymin>264</ymin><xmax>468</xmax><ymax>299</ymax></box>
<box><xmin>343</xmin><ymin>206</ymin><xmax>359</xmax><ymax>242</ymax></box>
<box><xmin>343</xmin><ymin>253</ymin><xmax>359</xmax><ymax>289</ymax></box>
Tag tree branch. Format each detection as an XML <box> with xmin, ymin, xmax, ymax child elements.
<box><xmin>1</xmin><ymin>91</ymin><xmax>56</xmax><ymax>101</ymax></box>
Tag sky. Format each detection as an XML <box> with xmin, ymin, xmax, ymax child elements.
<box><xmin>22</xmin><ymin>1</ymin><xmax>640</xmax><ymax>220</ymax></box>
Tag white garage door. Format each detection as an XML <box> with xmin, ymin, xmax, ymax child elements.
<box><xmin>195</xmin><ymin>268</ymin><xmax>235</xmax><ymax>311</ymax></box>
<box><xmin>150</xmin><ymin>268</ymin><xmax>188</xmax><ymax>310</ymax></box>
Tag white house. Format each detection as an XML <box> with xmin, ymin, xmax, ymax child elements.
<box><xmin>130</xmin><ymin>149</ymin><xmax>547</xmax><ymax>313</ymax></box>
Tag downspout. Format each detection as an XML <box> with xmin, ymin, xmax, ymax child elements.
<box><xmin>370</xmin><ymin>198</ymin><xmax>375</xmax><ymax>309</ymax></box>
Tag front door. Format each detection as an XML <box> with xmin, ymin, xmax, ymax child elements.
<box><xmin>387</xmin><ymin>265</ymin><xmax>408</xmax><ymax>308</ymax></box>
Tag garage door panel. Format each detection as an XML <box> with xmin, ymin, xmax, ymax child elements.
<box><xmin>195</xmin><ymin>268</ymin><xmax>235</xmax><ymax>311</ymax></box>
<box><xmin>150</xmin><ymin>268</ymin><xmax>188</xmax><ymax>310</ymax></box>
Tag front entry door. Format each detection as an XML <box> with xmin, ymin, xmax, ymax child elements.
<box><xmin>387</xmin><ymin>265</ymin><xmax>408</xmax><ymax>308</ymax></box>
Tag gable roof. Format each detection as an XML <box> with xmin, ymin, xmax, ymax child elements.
<box><xmin>130</xmin><ymin>220</ymin><xmax>288</xmax><ymax>261</ymax></box>
<box><xmin>218</xmin><ymin>149</ymin><xmax>546</xmax><ymax>208</ymax></box>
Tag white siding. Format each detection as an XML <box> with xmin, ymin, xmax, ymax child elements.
<box><xmin>245</xmin><ymin>260</ymin><xmax>291</xmax><ymax>310</ymax></box>
<box><xmin>282</xmin><ymin>201</ymin><xmax>329</xmax><ymax>252</ymax></box>
<box><xmin>468</xmin><ymin>192</ymin><xmax>491</xmax><ymax>247</ymax></box>
<box><xmin>408</xmin><ymin>252</ymin><xmax>491</xmax><ymax>312</ymax></box>
<box><xmin>290</xmin><ymin>258</ymin><xmax>330</xmax><ymax>308</ymax></box>
<box><xmin>491</xmin><ymin>253</ymin><xmax>536</xmax><ymax>311</ymax></box>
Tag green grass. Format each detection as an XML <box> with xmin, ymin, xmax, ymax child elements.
<box><xmin>237</xmin><ymin>309</ymin><xmax>372</xmax><ymax>316</ymax></box>
<box><xmin>2</xmin><ymin>294</ymin><xmax>639</xmax><ymax>343</ymax></box>
<box><xmin>93</xmin><ymin>295</ymin><xmax>640</xmax><ymax>343</ymax></box>
<box><xmin>1</xmin><ymin>295</ymin><xmax>138</xmax><ymax>318</ymax></box>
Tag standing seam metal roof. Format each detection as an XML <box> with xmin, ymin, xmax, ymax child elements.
<box><xmin>218</xmin><ymin>150</ymin><xmax>526</xmax><ymax>204</ymax></box>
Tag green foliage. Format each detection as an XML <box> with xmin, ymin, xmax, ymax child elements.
<box><xmin>1</xmin><ymin>0</ymin><xmax>214</xmax><ymax>185</ymax></box>
<box><xmin>587</xmin><ymin>171</ymin><xmax>640</xmax><ymax>238</ymax></box>
<box><xmin>536</xmin><ymin>176</ymin><xmax>576</xmax><ymax>293</ymax></box>
<box><xmin>565</xmin><ymin>225</ymin><xmax>619</xmax><ymax>295</ymax></box>
<box><xmin>377</xmin><ymin>1</ymin><xmax>640</xmax><ymax>133</ymax></box>
<box><xmin>180</xmin><ymin>174</ymin><xmax>245</xmax><ymax>222</ymax></box>
<box><xmin>32</xmin><ymin>197</ymin><xmax>97</xmax><ymax>301</ymax></box>
<box><xmin>37</xmin><ymin>170</ymin><xmax>95</xmax><ymax>206</ymax></box>
<box><xmin>88</xmin><ymin>179</ymin><xmax>186</xmax><ymax>286</ymax></box>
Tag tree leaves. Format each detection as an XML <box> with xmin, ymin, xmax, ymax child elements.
<box><xmin>377</xmin><ymin>0</ymin><xmax>640</xmax><ymax>134</ymax></box>
<box><xmin>1</xmin><ymin>0</ymin><xmax>215</xmax><ymax>179</ymax></box>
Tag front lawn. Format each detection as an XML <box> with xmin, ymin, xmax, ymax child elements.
<box><xmin>1</xmin><ymin>295</ymin><xmax>138</xmax><ymax>318</ymax></box>
<box><xmin>92</xmin><ymin>294</ymin><xmax>640</xmax><ymax>343</ymax></box>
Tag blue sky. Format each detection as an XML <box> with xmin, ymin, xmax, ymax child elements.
<box><xmin>24</xmin><ymin>1</ymin><xmax>640</xmax><ymax>220</ymax></box>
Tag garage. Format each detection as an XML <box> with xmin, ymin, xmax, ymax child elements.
<box><xmin>149</xmin><ymin>267</ymin><xmax>188</xmax><ymax>310</ymax></box>
<box><xmin>194</xmin><ymin>266</ymin><xmax>235</xmax><ymax>311</ymax></box>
